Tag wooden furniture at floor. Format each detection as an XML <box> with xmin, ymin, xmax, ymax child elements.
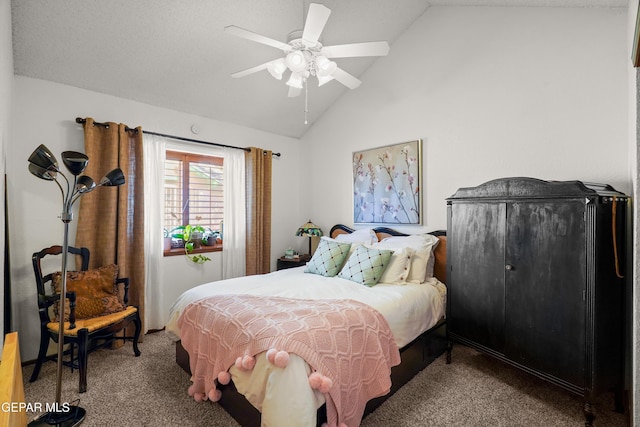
<box><xmin>176</xmin><ymin>224</ymin><xmax>448</xmax><ymax>426</ymax></box>
<box><xmin>446</xmin><ymin>177</ymin><xmax>627</xmax><ymax>425</ymax></box>
<box><xmin>276</xmin><ymin>254</ymin><xmax>310</xmax><ymax>270</ymax></box>
<box><xmin>0</xmin><ymin>332</ymin><xmax>27</xmax><ymax>427</ymax></box>
<box><xmin>30</xmin><ymin>245</ymin><xmax>142</xmax><ymax>393</ymax></box>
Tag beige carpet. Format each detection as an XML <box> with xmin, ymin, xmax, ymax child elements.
<box><xmin>22</xmin><ymin>332</ymin><xmax>626</xmax><ymax>426</ymax></box>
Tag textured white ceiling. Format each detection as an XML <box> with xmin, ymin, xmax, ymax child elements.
<box><xmin>10</xmin><ymin>0</ymin><xmax>627</xmax><ymax>138</ymax></box>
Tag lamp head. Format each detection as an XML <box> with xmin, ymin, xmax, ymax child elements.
<box><xmin>62</xmin><ymin>151</ymin><xmax>89</xmax><ymax>176</ymax></box>
<box><xmin>28</xmin><ymin>144</ymin><xmax>59</xmax><ymax>172</ymax></box>
<box><xmin>295</xmin><ymin>220</ymin><xmax>323</xmax><ymax>237</ymax></box>
<box><xmin>286</xmin><ymin>72</ymin><xmax>305</xmax><ymax>89</ymax></box>
<box><xmin>315</xmin><ymin>56</ymin><xmax>337</xmax><ymax>77</ymax></box>
<box><xmin>317</xmin><ymin>73</ymin><xmax>334</xmax><ymax>87</ymax></box>
<box><xmin>76</xmin><ymin>175</ymin><xmax>96</xmax><ymax>193</ymax></box>
<box><xmin>285</xmin><ymin>50</ymin><xmax>308</xmax><ymax>73</ymax></box>
<box><xmin>28</xmin><ymin>163</ymin><xmax>56</xmax><ymax>181</ymax></box>
<box><xmin>267</xmin><ymin>58</ymin><xmax>287</xmax><ymax>80</ymax></box>
<box><xmin>99</xmin><ymin>168</ymin><xmax>126</xmax><ymax>187</ymax></box>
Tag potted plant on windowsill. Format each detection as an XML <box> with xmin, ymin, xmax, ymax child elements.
<box><xmin>169</xmin><ymin>225</ymin><xmax>211</xmax><ymax>264</ymax></box>
<box><xmin>202</xmin><ymin>227</ymin><xmax>222</xmax><ymax>246</ymax></box>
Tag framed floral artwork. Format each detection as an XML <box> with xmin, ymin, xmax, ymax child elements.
<box><xmin>353</xmin><ymin>140</ymin><xmax>422</xmax><ymax>224</ymax></box>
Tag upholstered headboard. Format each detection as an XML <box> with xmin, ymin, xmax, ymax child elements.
<box><xmin>329</xmin><ymin>224</ymin><xmax>447</xmax><ymax>284</ymax></box>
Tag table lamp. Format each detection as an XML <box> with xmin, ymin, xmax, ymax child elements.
<box><xmin>295</xmin><ymin>220</ymin><xmax>323</xmax><ymax>256</ymax></box>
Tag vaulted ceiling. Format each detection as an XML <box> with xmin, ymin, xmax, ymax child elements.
<box><xmin>11</xmin><ymin>0</ymin><xmax>627</xmax><ymax>138</ymax></box>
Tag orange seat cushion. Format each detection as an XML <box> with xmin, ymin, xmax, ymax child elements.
<box><xmin>47</xmin><ymin>306</ymin><xmax>138</xmax><ymax>336</ymax></box>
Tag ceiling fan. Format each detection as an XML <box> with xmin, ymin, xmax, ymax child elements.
<box><xmin>224</xmin><ymin>3</ymin><xmax>390</xmax><ymax>98</ymax></box>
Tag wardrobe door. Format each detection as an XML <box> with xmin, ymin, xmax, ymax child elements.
<box><xmin>449</xmin><ymin>202</ymin><xmax>506</xmax><ymax>353</ymax></box>
<box><xmin>504</xmin><ymin>200</ymin><xmax>586</xmax><ymax>388</ymax></box>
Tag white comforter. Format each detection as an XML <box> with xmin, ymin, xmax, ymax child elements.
<box><xmin>166</xmin><ymin>267</ymin><xmax>446</xmax><ymax>426</ymax></box>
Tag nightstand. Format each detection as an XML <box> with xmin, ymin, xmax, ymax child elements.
<box><xmin>277</xmin><ymin>255</ymin><xmax>310</xmax><ymax>270</ymax></box>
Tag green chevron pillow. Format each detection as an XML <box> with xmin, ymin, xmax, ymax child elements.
<box><xmin>304</xmin><ymin>237</ymin><xmax>352</xmax><ymax>277</ymax></box>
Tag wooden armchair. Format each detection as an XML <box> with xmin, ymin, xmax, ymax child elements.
<box><xmin>30</xmin><ymin>245</ymin><xmax>141</xmax><ymax>393</ymax></box>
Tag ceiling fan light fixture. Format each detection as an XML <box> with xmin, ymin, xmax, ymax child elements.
<box><xmin>317</xmin><ymin>73</ymin><xmax>334</xmax><ymax>87</ymax></box>
<box><xmin>285</xmin><ymin>50</ymin><xmax>308</xmax><ymax>73</ymax></box>
<box><xmin>286</xmin><ymin>72</ymin><xmax>305</xmax><ymax>89</ymax></box>
<box><xmin>315</xmin><ymin>55</ymin><xmax>336</xmax><ymax>77</ymax></box>
<box><xmin>225</xmin><ymin>3</ymin><xmax>387</xmax><ymax>123</ymax></box>
<box><xmin>267</xmin><ymin>58</ymin><xmax>287</xmax><ymax>80</ymax></box>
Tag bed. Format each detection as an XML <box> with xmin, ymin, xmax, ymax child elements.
<box><xmin>166</xmin><ymin>224</ymin><xmax>448</xmax><ymax>427</ymax></box>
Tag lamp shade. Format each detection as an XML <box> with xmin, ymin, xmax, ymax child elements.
<box><xmin>28</xmin><ymin>144</ymin><xmax>59</xmax><ymax>171</ymax></box>
<box><xmin>315</xmin><ymin>56</ymin><xmax>337</xmax><ymax>77</ymax></box>
<box><xmin>76</xmin><ymin>175</ymin><xmax>96</xmax><ymax>193</ymax></box>
<box><xmin>267</xmin><ymin>58</ymin><xmax>287</xmax><ymax>80</ymax></box>
<box><xmin>295</xmin><ymin>220</ymin><xmax>323</xmax><ymax>237</ymax></box>
<box><xmin>317</xmin><ymin>73</ymin><xmax>334</xmax><ymax>87</ymax></box>
<box><xmin>99</xmin><ymin>168</ymin><xmax>126</xmax><ymax>187</ymax></box>
<box><xmin>286</xmin><ymin>72</ymin><xmax>304</xmax><ymax>89</ymax></box>
<box><xmin>285</xmin><ymin>50</ymin><xmax>307</xmax><ymax>73</ymax></box>
<box><xmin>28</xmin><ymin>163</ymin><xmax>56</xmax><ymax>181</ymax></box>
<box><xmin>61</xmin><ymin>151</ymin><xmax>89</xmax><ymax>176</ymax></box>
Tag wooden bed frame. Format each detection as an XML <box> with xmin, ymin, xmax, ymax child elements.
<box><xmin>175</xmin><ymin>224</ymin><xmax>448</xmax><ymax>426</ymax></box>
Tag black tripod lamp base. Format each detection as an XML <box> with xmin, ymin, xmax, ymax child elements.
<box><xmin>28</xmin><ymin>406</ymin><xmax>86</xmax><ymax>427</ymax></box>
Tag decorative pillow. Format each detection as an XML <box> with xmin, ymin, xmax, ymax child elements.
<box><xmin>337</xmin><ymin>245</ymin><xmax>393</xmax><ymax>287</ymax></box>
<box><xmin>304</xmin><ymin>237</ymin><xmax>352</xmax><ymax>277</ymax></box>
<box><xmin>373</xmin><ymin>234</ymin><xmax>440</xmax><ymax>284</ymax></box>
<box><xmin>322</xmin><ymin>236</ymin><xmax>362</xmax><ymax>259</ymax></box>
<box><xmin>378</xmin><ymin>247</ymin><xmax>414</xmax><ymax>285</ymax></box>
<box><xmin>334</xmin><ymin>228</ymin><xmax>378</xmax><ymax>246</ymax></box>
<box><xmin>425</xmin><ymin>241</ymin><xmax>440</xmax><ymax>279</ymax></box>
<box><xmin>52</xmin><ymin>264</ymin><xmax>125</xmax><ymax>321</ymax></box>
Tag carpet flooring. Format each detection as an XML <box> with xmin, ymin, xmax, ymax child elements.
<box><xmin>22</xmin><ymin>332</ymin><xmax>626</xmax><ymax>426</ymax></box>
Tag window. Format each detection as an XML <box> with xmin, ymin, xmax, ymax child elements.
<box><xmin>164</xmin><ymin>150</ymin><xmax>224</xmax><ymax>255</ymax></box>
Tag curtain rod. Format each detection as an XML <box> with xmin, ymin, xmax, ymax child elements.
<box><xmin>74</xmin><ymin>117</ymin><xmax>281</xmax><ymax>157</ymax></box>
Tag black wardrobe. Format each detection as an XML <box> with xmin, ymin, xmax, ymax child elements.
<box><xmin>446</xmin><ymin>177</ymin><xmax>628</xmax><ymax>424</ymax></box>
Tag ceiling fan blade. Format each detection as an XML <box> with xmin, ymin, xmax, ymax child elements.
<box><xmin>302</xmin><ymin>3</ymin><xmax>331</xmax><ymax>46</ymax></box>
<box><xmin>225</xmin><ymin>25</ymin><xmax>291</xmax><ymax>52</ymax></box>
<box><xmin>332</xmin><ymin>67</ymin><xmax>361</xmax><ymax>90</ymax></box>
<box><xmin>288</xmin><ymin>86</ymin><xmax>302</xmax><ymax>98</ymax></box>
<box><xmin>321</xmin><ymin>41</ymin><xmax>390</xmax><ymax>58</ymax></box>
<box><xmin>231</xmin><ymin>60</ymin><xmax>275</xmax><ymax>78</ymax></box>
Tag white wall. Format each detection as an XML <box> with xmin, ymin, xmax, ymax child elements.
<box><xmin>303</xmin><ymin>6</ymin><xmax>629</xmax><ymax>236</ymax></box>
<box><xmin>9</xmin><ymin>76</ymin><xmax>304</xmax><ymax>359</ymax></box>
<box><xmin>0</xmin><ymin>0</ymin><xmax>12</xmax><ymax>344</ymax></box>
<box><xmin>304</xmin><ymin>2</ymin><xmax>634</xmax><ymax>420</ymax></box>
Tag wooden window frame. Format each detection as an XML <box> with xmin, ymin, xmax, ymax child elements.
<box><xmin>164</xmin><ymin>150</ymin><xmax>223</xmax><ymax>257</ymax></box>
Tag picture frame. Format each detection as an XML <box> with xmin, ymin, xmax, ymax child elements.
<box><xmin>353</xmin><ymin>139</ymin><xmax>422</xmax><ymax>225</ymax></box>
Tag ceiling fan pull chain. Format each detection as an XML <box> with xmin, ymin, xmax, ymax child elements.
<box><xmin>304</xmin><ymin>80</ymin><xmax>309</xmax><ymax>125</ymax></box>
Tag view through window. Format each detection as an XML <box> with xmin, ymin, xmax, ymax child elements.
<box><xmin>164</xmin><ymin>150</ymin><xmax>224</xmax><ymax>253</ymax></box>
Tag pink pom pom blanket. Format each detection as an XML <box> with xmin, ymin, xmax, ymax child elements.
<box><xmin>178</xmin><ymin>294</ymin><xmax>401</xmax><ymax>427</ymax></box>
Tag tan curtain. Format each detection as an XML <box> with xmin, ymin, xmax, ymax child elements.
<box><xmin>75</xmin><ymin>117</ymin><xmax>146</xmax><ymax>335</ymax></box>
<box><xmin>245</xmin><ymin>147</ymin><xmax>272</xmax><ymax>275</ymax></box>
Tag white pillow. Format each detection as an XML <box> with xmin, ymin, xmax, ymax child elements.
<box><xmin>377</xmin><ymin>246</ymin><xmax>414</xmax><ymax>285</ymax></box>
<box><xmin>373</xmin><ymin>234</ymin><xmax>439</xmax><ymax>283</ymax></box>
<box><xmin>334</xmin><ymin>228</ymin><xmax>378</xmax><ymax>246</ymax></box>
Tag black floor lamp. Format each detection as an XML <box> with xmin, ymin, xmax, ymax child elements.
<box><xmin>27</xmin><ymin>144</ymin><xmax>125</xmax><ymax>426</ymax></box>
